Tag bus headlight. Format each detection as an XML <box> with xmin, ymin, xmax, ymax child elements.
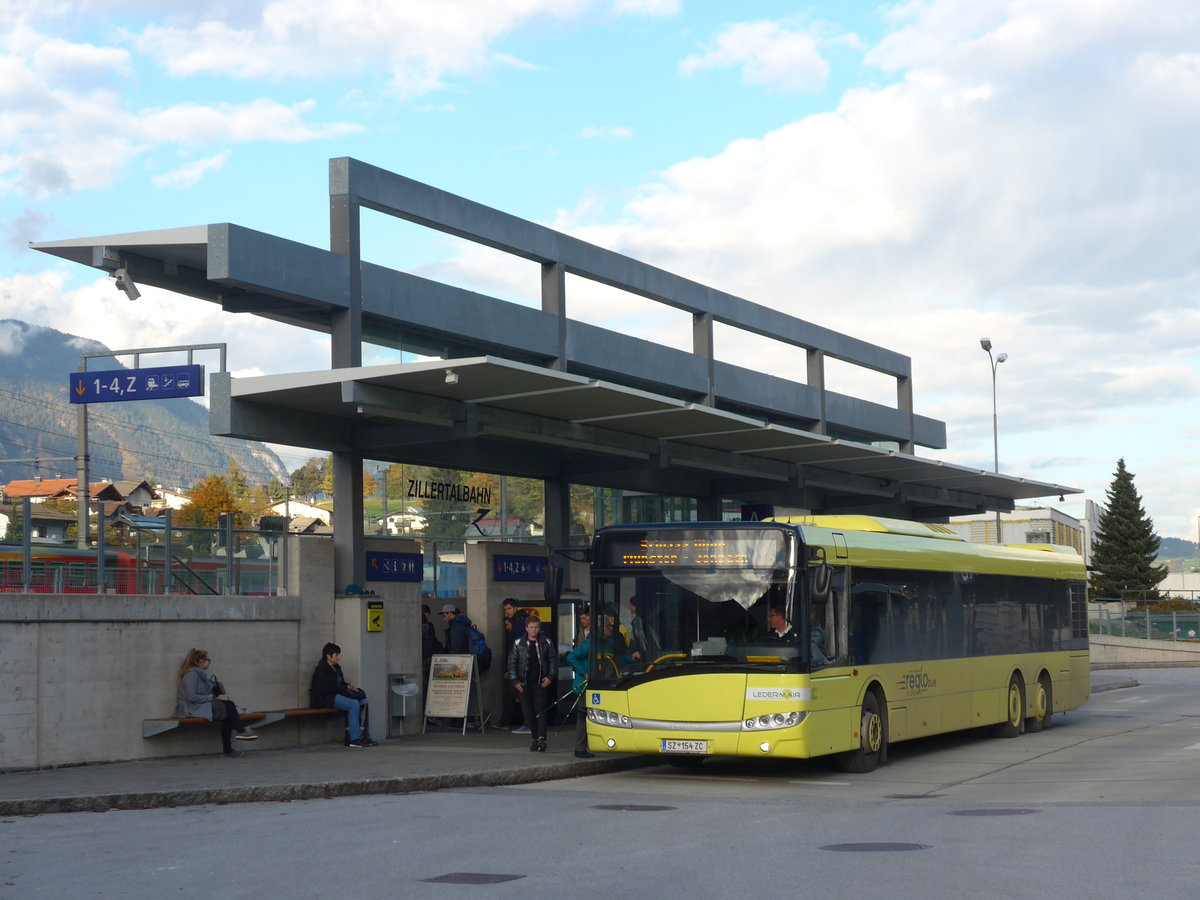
<box><xmin>587</xmin><ymin>707</ymin><xmax>632</xmax><ymax>728</ymax></box>
<box><xmin>741</xmin><ymin>711</ymin><xmax>804</xmax><ymax>731</ymax></box>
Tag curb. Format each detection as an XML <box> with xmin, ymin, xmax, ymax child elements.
<box><xmin>0</xmin><ymin>754</ymin><xmax>652</xmax><ymax>817</ymax></box>
<box><xmin>1091</xmin><ymin>679</ymin><xmax>1139</xmax><ymax>693</ymax></box>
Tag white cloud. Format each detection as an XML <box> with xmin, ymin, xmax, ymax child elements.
<box><xmin>0</xmin><ymin>25</ymin><xmax>361</xmax><ymax>197</ymax></box>
<box><xmin>32</xmin><ymin>37</ymin><xmax>132</xmax><ymax>85</ymax></box>
<box><xmin>135</xmin><ymin>0</ymin><xmax>596</xmax><ymax>94</ymax></box>
<box><xmin>0</xmin><ymin>269</ymin><xmax>330</xmax><ymax>377</ymax></box>
<box><xmin>580</xmin><ymin>125</ymin><xmax>633</xmax><ymax>139</ymax></box>
<box><xmin>680</xmin><ymin>21</ymin><xmax>831</xmax><ymax>91</ymax></box>
<box><xmin>611</xmin><ymin>0</ymin><xmax>679</xmax><ymax>14</ymax></box>
<box><xmin>152</xmin><ymin>151</ymin><xmax>232</xmax><ymax>188</ymax></box>
<box><xmin>493</xmin><ymin>52</ymin><xmax>540</xmax><ymax>71</ymax></box>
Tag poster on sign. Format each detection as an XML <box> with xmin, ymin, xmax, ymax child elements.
<box><xmin>425</xmin><ymin>654</ymin><xmax>476</xmax><ymax>719</ymax></box>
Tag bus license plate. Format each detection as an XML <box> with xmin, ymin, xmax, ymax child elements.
<box><xmin>661</xmin><ymin>739</ymin><xmax>707</xmax><ymax>754</ymax></box>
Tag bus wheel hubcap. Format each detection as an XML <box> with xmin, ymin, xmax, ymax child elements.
<box><xmin>1033</xmin><ymin>685</ymin><xmax>1047</xmax><ymax>719</ymax></box>
<box><xmin>863</xmin><ymin>711</ymin><xmax>882</xmax><ymax>753</ymax></box>
<box><xmin>1008</xmin><ymin>685</ymin><xmax>1022</xmax><ymax>725</ymax></box>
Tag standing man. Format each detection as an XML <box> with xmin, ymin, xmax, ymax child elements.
<box><xmin>508</xmin><ymin>614</ymin><xmax>557</xmax><ymax>751</ymax></box>
<box><xmin>420</xmin><ymin>603</ymin><xmax>442</xmax><ymax>714</ymax></box>
<box><xmin>440</xmin><ymin>603</ymin><xmax>470</xmax><ymax>653</ymax></box>
<box><xmin>500</xmin><ymin>598</ymin><xmax>528</xmax><ymax>731</ymax></box>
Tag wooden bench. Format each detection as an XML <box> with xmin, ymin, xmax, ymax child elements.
<box><xmin>143</xmin><ymin>707</ymin><xmax>340</xmax><ymax>738</ymax></box>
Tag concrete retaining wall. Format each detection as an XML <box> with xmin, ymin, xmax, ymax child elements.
<box><xmin>1089</xmin><ymin>633</ymin><xmax>1200</xmax><ymax>665</ymax></box>
<box><xmin>0</xmin><ymin>535</ymin><xmax>422</xmax><ymax>771</ymax></box>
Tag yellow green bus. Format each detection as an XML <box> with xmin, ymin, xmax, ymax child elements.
<box><xmin>580</xmin><ymin>515</ymin><xmax>1089</xmax><ymax>772</ymax></box>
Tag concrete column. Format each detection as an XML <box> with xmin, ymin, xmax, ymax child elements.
<box><xmin>329</xmin><ymin>169</ymin><xmax>362</xmax><ymax>369</ymax></box>
<box><xmin>806</xmin><ymin>348</ymin><xmax>826</xmax><ymax>435</ymax></box>
<box><xmin>693</xmin><ymin>311</ymin><xmax>715</xmax><ymax>406</ymax></box>
<box><xmin>541</xmin><ymin>262</ymin><xmax>567</xmax><ymax>371</ymax></box>
<box><xmin>368</xmin><ymin>538</ymin><xmax>422</xmax><ymax>737</ymax></box>
<box><xmin>696</xmin><ymin>495</ymin><xmax>722</xmax><ymax>521</ymax></box>
<box><xmin>332</xmin><ymin>451</ymin><xmax>365</xmax><ymax>592</ymax></box>
<box><xmin>292</xmin><ymin>533</ymin><xmax>335</xmax><ymax>706</ymax></box>
<box><xmin>544</xmin><ymin>476</ymin><xmax>571</xmax><ymax>552</ymax></box>
<box><xmin>897</xmin><ymin>374</ymin><xmax>915</xmax><ymax>454</ymax></box>
<box><xmin>465</xmin><ymin>542</ymin><xmax>549</xmax><ymax>726</ymax></box>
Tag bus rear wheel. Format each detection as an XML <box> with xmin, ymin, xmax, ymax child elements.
<box><xmin>1026</xmin><ymin>675</ymin><xmax>1052</xmax><ymax>733</ymax></box>
<box><xmin>994</xmin><ymin>674</ymin><xmax>1026</xmax><ymax>738</ymax></box>
<box><xmin>838</xmin><ymin>691</ymin><xmax>886</xmax><ymax>773</ymax></box>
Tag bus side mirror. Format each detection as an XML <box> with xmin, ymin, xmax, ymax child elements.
<box><xmin>811</xmin><ymin>565</ymin><xmax>832</xmax><ymax>602</ymax></box>
<box><xmin>807</xmin><ymin>546</ymin><xmax>831</xmax><ymax>602</ymax></box>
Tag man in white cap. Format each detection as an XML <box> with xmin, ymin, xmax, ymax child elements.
<box><xmin>439</xmin><ymin>603</ymin><xmax>471</xmax><ymax>654</ymax></box>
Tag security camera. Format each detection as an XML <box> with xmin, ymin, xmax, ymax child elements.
<box><xmin>112</xmin><ymin>267</ymin><xmax>141</xmax><ymax>301</ymax></box>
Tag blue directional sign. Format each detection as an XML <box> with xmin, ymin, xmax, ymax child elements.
<box><xmin>366</xmin><ymin>551</ymin><xmax>423</xmax><ymax>582</ymax></box>
<box><xmin>69</xmin><ymin>365</ymin><xmax>205</xmax><ymax>404</ymax></box>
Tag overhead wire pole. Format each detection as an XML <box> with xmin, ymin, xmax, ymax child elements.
<box><xmin>77</xmin><ymin>359</ymin><xmax>89</xmax><ymax>549</ymax></box>
<box><xmin>980</xmin><ymin>338</ymin><xmax>1007</xmax><ymax>545</ymax></box>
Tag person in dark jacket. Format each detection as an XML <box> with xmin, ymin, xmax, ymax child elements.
<box><xmin>440</xmin><ymin>603</ymin><xmax>471</xmax><ymax>653</ymax></box>
<box><xmin>500</xmin><ymin>598</ymin><xmax>529</xmax><ymax>730</ymax></box>
<box><xmin>309</xmin><ymin>642</ymin><xmax>376</xmax><ymax>748</ymax></box>
<box><xmin>421</xmin><ymin>603</ymin><xmax>442</xmax><ymax>714</ymax></box>
<box><xmin>507</xmin><ymin>615</ymin><xmax>557</xmax><ymax>751</ymax></box>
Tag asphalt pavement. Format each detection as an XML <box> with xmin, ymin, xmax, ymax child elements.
<box><xmin>0</xmin><ymin>673</ymin><xmax>1139</xmax><ymax>816</ymax></box>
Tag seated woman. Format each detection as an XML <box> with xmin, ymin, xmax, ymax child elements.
<box><xmin>309</xmin><ymin>642</ymin><xmax>376</xmax><ymax>748</ymax></box>
<box><xmin>173</xmin><ymin>648</ymin><xmax>258</xmax><ymax>758</ymax></box>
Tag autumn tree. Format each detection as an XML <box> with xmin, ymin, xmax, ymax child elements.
<box><xmin>182</xmin><ymin>474</ymin><xmax>246</xmax><ymax>529</ymax></box>
<box><xmin>227</xmin><ymin>459</ymin><xmax>248</xmax><ymax>499</ymax></box>
<box><xmin>362</xmin><ymin>471</ymin><xmax>378</xmax><ymax>499</ymax></box>
<box><xmin>1090</xmin><ymin>458</ymin><xmax>1167</xmax><ymax>601</ymax></box>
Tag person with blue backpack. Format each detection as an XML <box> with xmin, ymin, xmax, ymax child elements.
<box><xmin>440</xmin><ymin>604</ymin><xmax>492</xmax><ymax>670</ymax></box>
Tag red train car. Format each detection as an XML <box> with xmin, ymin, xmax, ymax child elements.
<box><xmin>0</xmin><ymin>543</ymin><xmax>138</xmax><ymax>593</ymax></box>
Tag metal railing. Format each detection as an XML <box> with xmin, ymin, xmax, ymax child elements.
<box><xmin>1091</xmin><ymin>605</ymin><xmax>1200</xmax><ymax>641</ymax></box>
<box><xmin>1</xmin><ymin>513</ymin><xmax>289</xmax><ymax>596</ymax></box>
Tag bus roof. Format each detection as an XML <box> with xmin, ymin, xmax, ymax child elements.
<box><xmin>768</xmin><ymin>515</ymin><xmax>962</xmax><ymax>541</ymax></box>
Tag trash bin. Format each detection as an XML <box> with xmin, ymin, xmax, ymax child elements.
<box><xmin>389</xmin><ymin>674</ymin><xmax>420</xmax><ymax>736</ymax></box>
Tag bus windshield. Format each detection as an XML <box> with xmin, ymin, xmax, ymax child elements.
<box><xmin>587</xmin><ymin>527</ymin><xmax>801</xmax><ymax>684</ymax></box>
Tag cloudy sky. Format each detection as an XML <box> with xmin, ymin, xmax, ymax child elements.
<box><xmin>2</xmin><ymin>0</ymin><xmax>1198</xmax><ymax>540</ymax></box>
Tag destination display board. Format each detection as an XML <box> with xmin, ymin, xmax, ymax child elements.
<box><xmin>594</xmin><ymin>528</ymin><xmax>789</xmax><ymax>570</ymax></box>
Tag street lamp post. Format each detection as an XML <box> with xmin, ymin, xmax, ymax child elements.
<box><xmin>980</xmin><ymin>338</ymin><xmax>1007</xmax><ymax>544</ymax></box>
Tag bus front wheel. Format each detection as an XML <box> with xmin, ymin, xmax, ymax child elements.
<box><xmin>838</xmin><ymin>691</ymin><xmax>887</xmax><ymax>773</ymax></box>
<box><xmin>994</xmin><ymin>674</ymin><xmax>1026</xmax><ymax>738</ymax></box>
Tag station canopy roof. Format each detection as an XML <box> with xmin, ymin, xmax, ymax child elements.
<box><xmin>213</xmin><ymin>355</ymin><xmax>1077</xmax><ymax>519</ymax></box>
<box><xmin>33</xmin><ymin>168</ymin><xmax>1079</xmax><ymax>522</ymax></box>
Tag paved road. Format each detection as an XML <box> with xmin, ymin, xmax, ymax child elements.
<box><xmin>5</xmin><ymin>668</ymin><xmax>1199</xmax><ymax>899</ymax></box>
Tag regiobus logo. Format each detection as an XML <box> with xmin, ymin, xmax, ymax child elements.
<box><xmin>896</xmin><ymin>668</ymin><xmax>936</xmax><ymax>695</ymax></box>
<box><xmin>746</xmin><ymin>687</ymin><xmax>811</xmax><ymax>702</ymax></box>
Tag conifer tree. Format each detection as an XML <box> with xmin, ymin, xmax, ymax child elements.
<box><xmin>1090</xmin><ymin>459</ymin><xmax>1167</xmax><ymax>601</ymax></box>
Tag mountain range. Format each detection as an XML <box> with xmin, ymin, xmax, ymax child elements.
<box><xmin>0</xmin><ymin>320</ymin><xmax>286</xmax><ymax>491</ymax></box>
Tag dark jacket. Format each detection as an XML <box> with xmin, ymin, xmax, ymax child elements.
<box><xmin>507</xmin><ymin>634</ymin><xmax>558</xmax><ymax>686</ymax></box>
<box><xmin>309</xmin><ymin>660</ymin><xmax>349</xmax><ymax>709</ymax></box>
<box><xmin>422</xmin><ymin>618</ymin><xmax>443</xmax><ymax>661</ymax></box>
<box><xmin>444</xmin><ymin>613</ymin><xmax>472</xmax><ymax>654</ymax></box>
<box><xmin>503</xmin><ymin>610</ymin><xmax>528</xmax><ymax>658</ymax></box>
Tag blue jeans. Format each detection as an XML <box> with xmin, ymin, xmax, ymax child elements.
<box><xmin>333</xmin><ymin>694</ymin><xmax>370</xmax><ymax>741</ymax></box>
